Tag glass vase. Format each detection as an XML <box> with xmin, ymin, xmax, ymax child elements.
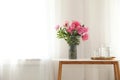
<box><xmin>69</xmin><ymin>45</ymin><xmax>77</xmax><ymax>59</ymax></box>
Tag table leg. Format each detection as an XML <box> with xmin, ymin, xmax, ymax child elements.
<box><xmin>58</xmin><ymin>61</ymin><xmax>62</xmax><ymax>80</ymax></box>
<box><xmin>113</xmin><ymin>62</ymin><xmax>120</xmax><ymax>80</ymax></box>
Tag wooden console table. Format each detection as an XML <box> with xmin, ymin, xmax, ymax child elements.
<box><xmin>57</xmin><ymin>59</ymin><xmax>120</xmax><ymax>80</ymax></box>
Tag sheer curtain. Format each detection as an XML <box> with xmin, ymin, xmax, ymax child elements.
<box><xmin>0</xmin><ymin>0</ymin><xmax>50</xmax><ymax>60</ymax></box>
<box><xmin>109</xmin><ymin>0</ymin><xmax>120</xmax><ymax>58</ymax></box>
<box><xmin>0</xmin><ymin>0</ymin><xmax>120</xmax><ymax>80</ymax></box>
<box><xmin>0</xmin><ymin>0</ymin><xmax>55</xmax><ymax>80</ymax></box>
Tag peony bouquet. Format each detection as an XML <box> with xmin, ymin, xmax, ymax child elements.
<box><xmin>55</xmin><ymin>20</ymin><xmax>88</xmax><ymax>45</ymax></box>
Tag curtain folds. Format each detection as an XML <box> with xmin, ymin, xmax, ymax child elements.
<box><xmin>0</xmin><ymin>0</ymin><xmax>55</xmax><ymax>80</ymax></box>
<box><xmin>0</xmin><ymin>0</ymin><xmax>120</xmax><ymax>80</ymax></box>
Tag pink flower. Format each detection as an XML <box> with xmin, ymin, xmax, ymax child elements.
<box><xmin>69</xmin><ymin>25</ymin><xmax>75</xmax><ymax>31</ymax></box>
<box><xmin>64</xmin><ymin>21</ymin><xmax>69</xmax><ymax>27</ymax></box>
<box><xmin>71</xmin><ymin>23</ymin><xmax>75</xmax><ymax>29</ymax></box>
<box><xmin>75</xmin><ymin>25</ymin><xmax>81</xmax><ymax>31</ymax></box>
<box><xmin>67</xmin><ymin>27</ymin><xmax>73</xmax><ymax>34</ymax></box>
<box><xmin>55</xmin><ymin>25</ymin><xmax>60</xmax><ymax>30</ymax></box>
<box><xmin>82</xmin><ymin>33</ymin><xmax>88</xmax><ymax>41</ymax></box>
<box><xmin>83</xmin><ymin>27</ymin><xmax>88</xmax><ymax>33</ymax></box>
<box><xmin>77</xmin><ymin>27</ymin><xmax>84</xmax><ymax>35</ymax></box>
<box><xmin>71</xmin><ymin>21</ymin><xmax>81</xmax><ymax>27</ymax></box>
<box><xmin>70</xmin><ymin>21</ymin><xmax>82</xmax><ymax>31</ymax></box>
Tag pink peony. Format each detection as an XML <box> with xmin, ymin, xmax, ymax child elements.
<box><xmin>55</xmin><ymin>25</ymin><xmax>60</xmax><ymax>30</ymax></box>
<box><xmin>71</xmin><ymin>21</ymin><xmax>81</xmax><ymax>27</ymax></box>
<box><xmin>75</xmin><ymin>25</ymin><xmax>81</xmax><ymax>31</ymax></box>
<box><xmin>82</xmin><ymin>33</ymin><xmax>88</xmax><ymax>41</ymax></box>
<box><xmin>67</xmin><ymin>27</ymin><xmax>73</xmax><ymax>34</ymax></box>
<box><xmin>71</xmin><ymin>23</ymin><xmax>75</xmax><ymax>30</ymax></box>
<box><xmin>69</xmin><ymin>25</ymin><xmax>75</xmax><ymax>31</ymax></box>
<box><xmin>83</xmin><ymin>27</ymin><xmax>88</xmax><ymax>33</ymax></box>
<box><xmin>64</xmin><ymin>21</ymin><xmax>69</xmax><ymax>27</ymax></box>
<box><xmin>70</xmin><ymin>21</ymin><xmax>82</xmax><ymax>31</ymax></box>
<box><xmin>77</xmin><ymin>27</ymin><xmax>84</xmax><ymax>35</ymax></box>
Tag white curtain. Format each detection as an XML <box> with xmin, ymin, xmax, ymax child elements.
<box><xmin>0</xmin><ymin>0</ymin><xmax>120</xmax><ymax>80</ymax></box>
<box><xmin>0</xmin><ymin>0</ymin><xmax>55</xmax><ymax>80</ymax></box>
<box><xmin>109</xmin><ymin>0</ymin><xmax>120</xmax><ymax>58</ymax></box>
<box><xmin>0</xmin><ymin>0</ymin><xmax>51</xmax><ymax>60</ymax></box>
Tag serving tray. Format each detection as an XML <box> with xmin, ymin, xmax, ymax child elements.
<box><xmin>91</xmin><ymin>56</ymin><xmax>116</xmax><ymax>60</ymax></box>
